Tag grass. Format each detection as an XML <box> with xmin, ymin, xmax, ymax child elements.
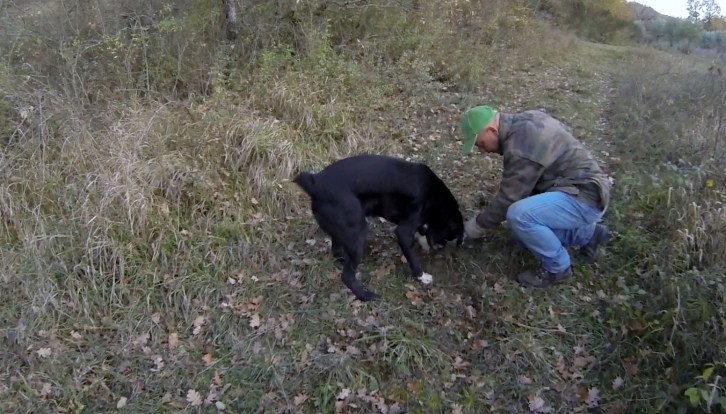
<box><xmin>1</xmin><ymin>1</ymin><xmax>726</xmax><ymax>413</ymax></box>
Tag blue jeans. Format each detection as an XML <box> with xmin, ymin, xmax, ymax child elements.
<box><xmin>506</xmin><ymin>191</ymin><xmax>605</xmax><ymax>273</ymax></box>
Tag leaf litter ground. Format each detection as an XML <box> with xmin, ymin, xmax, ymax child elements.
<box><xmin>9</xmin><ymin>43</ymin><xmax>672</xmax><ymax>414</ymax></box>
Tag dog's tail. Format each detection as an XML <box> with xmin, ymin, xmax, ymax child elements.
<box><xmin>293</xmin><ymin>171</ymin><xmax>317</xmax><ymax>198</ymax></box>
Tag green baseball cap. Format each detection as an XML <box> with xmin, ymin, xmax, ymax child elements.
<box><xmin>460</xmin><ymin>105</ymin><xmax>497</xmax><ymax>155</ymax></box>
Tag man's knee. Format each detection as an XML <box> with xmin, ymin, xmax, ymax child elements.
<box><xmin>506</xmin><ymin>199</ymin><xmax>530</xmax><ymax>228</ymax></box>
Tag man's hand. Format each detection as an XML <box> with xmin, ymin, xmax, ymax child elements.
<box><xmin>463</xmin><ymin>217</ymin><xmax>487</xmax><ymax>241</ymax></box>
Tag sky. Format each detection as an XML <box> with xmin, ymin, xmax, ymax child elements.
<box><xmin>633</xmin><ymin>0</ymin><xmax>726</xmax><ymax>18</ymax></box>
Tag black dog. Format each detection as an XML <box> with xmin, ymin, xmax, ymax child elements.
<box><xmin>293</xmin><ymin>154</ymin><xmax>465</xmax><ymax>302</ymax></box>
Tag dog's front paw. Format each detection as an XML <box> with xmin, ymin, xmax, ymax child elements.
<box><xmin>417</xmin><ymin>272</ymin><xmax>433</xmax><ymax>285</ymax></box>
<box><xmin>357</xmin><ymin>290</ymin><xmax>380</xmax><ymax>302</ymax></box>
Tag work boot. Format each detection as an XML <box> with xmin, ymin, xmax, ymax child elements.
<box><xmin>579</xmin><ymin>224</ymin><xmax>613</xmax><ymax>263</ymax></box>
<box><xmin>516</xmin><ymin>266</ymin><xmax>573</xmax><ymax>288</ymax></box>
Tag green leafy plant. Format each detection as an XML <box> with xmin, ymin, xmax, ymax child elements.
<box><xmin>684</xmin><ymin>364</ymin><xmax>726</xmax><ymax>411</ymax></box>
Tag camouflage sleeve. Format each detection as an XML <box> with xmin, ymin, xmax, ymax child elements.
<box><xmin>475</xmin><ymin>154</ymin><xmax>545</xmax><ymax>228</ymax></box>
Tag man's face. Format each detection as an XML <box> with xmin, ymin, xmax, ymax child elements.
<box><xmin>475</xmin><ymin>126</ymin><xmax>499</xmax><ymax>153</ymax></box>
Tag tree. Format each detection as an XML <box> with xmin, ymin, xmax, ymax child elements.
<box><xmin>644</xmin><ymin>19</ymin><xmax>667</xmax><ymax>42</ymax></box>
<box><xmin>688</xmin><ymin>0</ymin><xmax>722</xmax><ymax>28</ymax></box>
<box><xmin>702</xmin><ymin>0</ymin><xmax>722</xmax><ymax>24</ymax></box>
<box><xmin>678</xmin><ymin>19</ymin><xmax>703</xmax><ymax>46</ymax></box>
<box><xmin>600</xmin><ymin>0</ymin><xmax>632</xmax><ymax>20</ymax></box>
<box><xmin>688</xmin><ymin>0</ymin><xmax>701</xmax><ymax>21</ymax></box>
<box><xmin>705</xmin><ymin>15</ymin><xmax>726</xmax><ymax>31</ymax></box>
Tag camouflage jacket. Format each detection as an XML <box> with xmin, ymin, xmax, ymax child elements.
<box><xmin>476</xmin><ymin>110</ymin><xmax>611</xmax><ymax>229</ymax></box>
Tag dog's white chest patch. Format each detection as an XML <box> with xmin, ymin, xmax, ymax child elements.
<box><xmin>418</xmin><ymin>272</ymin><xmax>433</xmax><ymax>285</ymax></box>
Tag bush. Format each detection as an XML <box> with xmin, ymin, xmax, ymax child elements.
<box><xmin>531</xmin><ymin>0</ymin><xmax>633</xmax><ymax>43</ymax></box>
<box><xmin>632</xmin><ymin>17</ymin><xmax>706</xmax><ymax>55</ymax></box>
<box><xmin>700</xmin><ymin>30</ymin><xmax>726</xmax><ymax>55</ymax></box>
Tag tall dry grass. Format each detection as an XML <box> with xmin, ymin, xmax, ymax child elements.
<box><xmin>610</xmin><ymin>47</ymin><xmax>726</xmax><ymax>271</ymax></box>
<box><xmin>603</xmin><ymin>46</ymin><xmax>726</xmax><ymax>411</ymax></box>
<box><xmin>0</xmin><ymin>1</ymin><xmax>572</xmax><ymax>410</ymax></box>
<box><xmin>0</xmin><ymin>0</ymin><xmax>568</xmax><ymax>274</ymax></box>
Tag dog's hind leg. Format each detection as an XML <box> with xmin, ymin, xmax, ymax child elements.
<box><xmin>331</xmin><ymin>238</ymin><xmax>345</xmax><ymax>268</ymax></box>
<box><xmin>340</xmin><ymin>224</ymin><xmax>379</xmax><ymax>302</ymax></box>
<box><xmin>314</xmin><ymin>200</ymin><xmax>378</xmax><ymax>302</ymax></box>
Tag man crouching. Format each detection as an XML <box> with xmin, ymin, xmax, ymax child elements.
<box><xmin>460</xmin><ymin>105</ymin><xmax>613</xmax><ymax>288</ymax></box>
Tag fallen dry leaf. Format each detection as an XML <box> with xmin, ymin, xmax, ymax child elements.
<box><xmin>193</xmin><ymin>316</ymin><xmax>205</xmax><ymax>335</ymax></box>
<box><xmin>453</xmin><ymin>356</ymin><xmax>470</xmax><ymax>369</ymax></box>
<box><xmin>202</xmin><ymin>353</ymin><xmax>214</xmax><ymax>365</ymax></box>
<box><xmin>204</xmin><ymin>384</ymin><xmax>219</xmax><ymax>406</ymax></box>
<box><xmin>528</xmin><ymin>394</ymin><xmax>546</xmax><ymax>412</ymax></box>
<box><xmin>117</xmin><ymin>397</ymin><xmax>128</xmax><ymax>409</ymax></box>
<box><xmin>517</xmin><ymin>375</ymin><xmax>533</xmax><ymax>385</ymax></box>
<box><xmin>161</xmin><ymin>393</ymin><xmax>173</xmax><ymax>404</ymax></box>
<box><xmin>215</xmin><ymin>401</ymin><xmax>226</xmax><ymax>410</ymax></box>
<box><xmin>337</xmin><ymin>388</ymin><xmax>351</xmax><ymax>400</ymax></box>
<box><xmin>294</xmin><ymin>393</ymin><xmax>309</xmax><ymax>406</ymax></box>
<box><xmin>168</xmin><ymin>332</ymin><xmax>179</xmax><ymax>350</ymax></box>
<box><xmin>573</xmin><ymin>356</ymin><xmax>590</xmax><ymax>367</ymax></box>
<box><xmin>557</xmin><ymin>356</ymin><xmax>570</xmax><ymax>379</ymax></box>
<box><xmin>452</xmin><ymin>402</ymin><xmax>463</xmax><ymax>414</ymax></box>
<box><xmin>586</xmin><ymin>387</ymin><xmax>600</xmax><ymax>407</ymax></box>
<box><xmin>152</xmin><ymin>355</ymin><xmax>164</xmax><ymax>371</ymax></box>
<box><xmin>465</xmin><ymin>305</ymin><xmax>477</xmax><ymax>319</ymax></box>
<box><xmin>39</xmin><ymin>383</ymin><xmax>51</xmax><ymax>397</ymax></box>
<box><xmin>613</xmin><ymin>377</ymin><xmax>624</xmax><ymax>390</ymax></box>
<box><xmin>159</xmin><ymin>201</ymin><xmax>170</xmax><ymax>215</ymax></box>
<box><xmin>249</xmin><ymin>313</ymin><xmax>261</xmax><ymax>328</ymax></box>
<box><xmin>186</xmin><ymin>389</ymin><xmax>203</xmax><ymax>406</ymax></box>
<box><xmin>623</xmin><ymin>357</ymin><xmax>638</xmax><ymax>376</ymax></box>
<box><xmin>405</xmin><ymin>285</ymin><xmax>423</xmax><ymax>305</ymax></box>
<box><xmin>36</xmin><ymin>347</ymin><xmax>51</xmax><ymax>358</ymax></box>
<box><xmin>470</xmin><ymin>339</ymin><xmax>489</xmax><ymax>352</ymax></box>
